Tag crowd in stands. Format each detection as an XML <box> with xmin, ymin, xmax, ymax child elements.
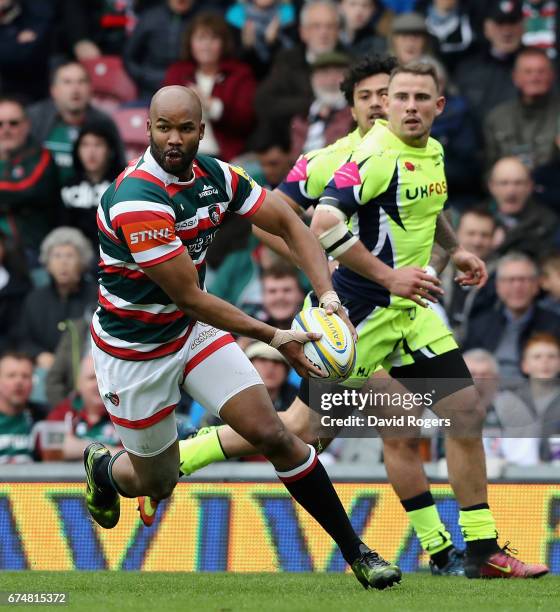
<box><xmin>1</xmin><ymin>0</ymin><xmax>560</xmax><ymax>468</ymax></box>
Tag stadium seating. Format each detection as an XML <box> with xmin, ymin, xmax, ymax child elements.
<box><xmin>112</xmin><ymin>107</ymin><xmax>149</xmax><ymax>159</ymax></box>
<box><xmin>81</xmin><ymin>55</ymin><xmax>138</xmax><ymax>109</ymax></box>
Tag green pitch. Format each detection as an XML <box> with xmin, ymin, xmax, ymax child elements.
<box><xmin>2</xmin><ymin>572</ymin><xmax>557</xmax><ymax>612</ymax></box>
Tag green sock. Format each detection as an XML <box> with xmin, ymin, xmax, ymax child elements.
<box><xmin>459</xmin><ymin>506</ymin><xmax>498</xmax><ymax>543</ymax></box>
<box><xmin>402</xmin><ymin>491</ymin><xmax>452</xmax><ymax>556</ymax></box>
<box><xmin>179</xmin><ymin>427</ymin><xmax>226</xmax><ymax>476</ymax></box>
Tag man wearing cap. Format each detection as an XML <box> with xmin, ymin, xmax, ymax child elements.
<box><xmin>455</xmin><ymin>2</ymin><xmax>524</xmax><ymax>122</ymax></box>
<box><xmin>245</xmin><ymin>342</ymin><xmax>298</xmax><ymax>413</ymax></box>
<box><xmin>291</xmin><ymin>52</ymin><xmax>353</xmax><ymax>156</ymax></box>
<box><xmin>389</xmin><ymin>12</ymin><xmax>435</xmax><ymax>65</ymax></box>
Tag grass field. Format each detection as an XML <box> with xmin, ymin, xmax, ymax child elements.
<box><xmin>1</xmin><ymin>572</ymin><xmax>558</xmax><ymax>612</ymax></box>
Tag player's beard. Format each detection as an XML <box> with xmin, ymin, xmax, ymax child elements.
<box><xmin>150</xmin><ymin>135</ymin><xmax>198</xmax><ymax>178</ymax></box>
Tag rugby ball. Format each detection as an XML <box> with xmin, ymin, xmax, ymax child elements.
<box><xmin>292</xmin><ymin>307</ymin><xmax>356</xmax><ymax>382</ymax></box>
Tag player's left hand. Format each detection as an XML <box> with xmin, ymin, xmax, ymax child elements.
<box><xmin>451</xmin><ymin>246</ymin><xmax>488</xmax><ymax>288</ymax></box>
<box><xmin>320</xmin><ymin>290</ymin><xmax>358</xmax><ymax>340</ymax></box>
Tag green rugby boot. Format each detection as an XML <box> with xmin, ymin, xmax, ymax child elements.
<box><xmin>84</xmin><ymin>442</ymin><xmax>120</xmax><ymax>529</ymax></box>
<box><xmin>351</xmin><ymin>545</ymin><xmax>402</xmax><ymax>590</ymax></box>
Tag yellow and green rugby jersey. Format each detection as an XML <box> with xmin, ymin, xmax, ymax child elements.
<box><xmin>277</xmin><ymin>128</ymin><xmax>363</xmax><ymax>210</ymax></box>
<box><xmin>322</xmin><ymin>119</ymin><xmax>447</xmax><ymax>312</ymax></box>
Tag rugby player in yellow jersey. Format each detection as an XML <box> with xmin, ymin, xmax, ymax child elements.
<box><xmin>170</xmin><ymin>56</ymin><xmax>468</xmax><ymax>576</ymax></box>
<box><xmin>310</xmin><ymin>62</ymin><xmax>548</xmax><ymax>579</ymax></box>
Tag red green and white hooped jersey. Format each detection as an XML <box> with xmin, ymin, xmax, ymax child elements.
<box><xmin>92</xmin><ymin>147</ymin><xmax>265</xmax><ymax>361</ymax></box>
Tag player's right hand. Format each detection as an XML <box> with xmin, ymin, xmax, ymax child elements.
<box><xmin>387</xmin><ymin>267</ymin><xmax>443</xmax><ymax>308</ymax></box>
<box><xmin>271</xmin><ymin>329</ymin><xmax>326</xmax><ymax>378</ymax></box>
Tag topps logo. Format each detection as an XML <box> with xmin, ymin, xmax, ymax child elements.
<box><xmin>130</xmin><ymin>228</ymin><xmax>170</xmax><ymax>244</ymax></box>
<box><xmin>199</xmin><ymin>184</ymin><xmax>219</xmax><ymax>198</ymax></box>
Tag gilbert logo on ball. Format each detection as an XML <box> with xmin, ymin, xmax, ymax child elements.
<box><xmin>292</xmin><ymin>307</ymin><xmax>356</xmax><ymax>382</ymax></box>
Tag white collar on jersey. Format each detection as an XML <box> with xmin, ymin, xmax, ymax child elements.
<box><xmin>141</xmin><ymin>147</ymin><xmax>196</xmax><ymax>186</ymax></box>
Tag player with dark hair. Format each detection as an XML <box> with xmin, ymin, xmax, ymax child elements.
<box><xmin>309</xmin><ymin>62</ymin><xmax>548</xmax><ymax>579</ymax></box>
<box><xmin>85</xmin><ymin>85</ymin><xmax>401</xmax><ymax>591</ymax></box>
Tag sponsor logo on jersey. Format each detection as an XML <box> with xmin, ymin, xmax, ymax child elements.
<box><xmin>190</xmin><ymin>325</ymin><xmax>220</xmax><ymax>349</ymax></box>
<box><xmin>122</xmin><ymin>219</ymin><xmax>174</xmax><ymax>252</ymax></box>
<box><xmin>104</xmin><ymin>392</ymin><xmax>120</xmax><ymax>406</ymax></box>
<box><xmin>199</xmin><ymin>184</ymin><xmax>219</xmax><ymax>198</ymax></box>
<box><xmin>405</xmin><ymin>181</ymin><xmax>447</xmax><ymax>200</ymax></box>
<box><xmin>130</xmin><ymin>227</ymin><xmax>170</xmax><ymax>244</ymax></box>
<box><xmin>175</xmin><ymin>217</ymin><xmax>198</xmax><ymax>231</ymax></box>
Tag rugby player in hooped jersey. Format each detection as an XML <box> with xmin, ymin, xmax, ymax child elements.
<box><xmin>85</xmin><ymin>86</ymin><xmax>402</xmax><ymax>590</ymax></box>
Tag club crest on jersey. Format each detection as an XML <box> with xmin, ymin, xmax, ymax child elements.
<box><xmin>104</xmin><ymin>392</ymin><xmax>120</xmax><ymax>407</ymax></box>
<box><xmin>199</xmin><ymin>184</ymin><xmax>219</xmax><ymax>198</ymax></box>
<box><xmin>207</xmin><ymin>204</ymin><xmax>221</xmax><ymax>225</ymax></box>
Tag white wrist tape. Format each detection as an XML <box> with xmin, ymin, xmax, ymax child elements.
<box><xmin>319</xmin><ymin>290</ymin><xmax>341</xmax><ymax>312</ymax></box>
<box><xmin>319</xmin><ymin>220</ymin><xmax>358</xmax><ymax>258</ymax></box>
<box><xmin>424</xmin><ymin>265</ymin><xmax>438</xmax><ymax>278</ymax></box>
<box><xmin>270</xmin><ymin>328</ymin><xmax>308</xmax><ymax>349</ymax></box>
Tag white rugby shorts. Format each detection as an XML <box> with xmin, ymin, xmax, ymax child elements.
<box><xmin>91</xmin><ymin>321</ymin><xmax>263</xmax><ymax>457</ymax></box>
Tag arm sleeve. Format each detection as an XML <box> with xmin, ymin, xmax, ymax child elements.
<box><xmin>111</xmin><ymin>199</ymin><xmax>185</xmax><ymax>268</ymax></box>
<box><xmin>321</xmin><ymin>154</ymin><xmax>383</xmax><ymax>219</ymax></box>
<box><xmin>277</xmin><ymin>153</ymin><xmax>324</xmax><ymax>211</ymax></box>
<box><xmin>223</xmin><ymin>163</ymin><xmax>266</xmax><ymax>218</ymax></box>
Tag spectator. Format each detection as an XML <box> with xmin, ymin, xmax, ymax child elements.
<box><xmin>60</xmin><ymin>0</ymin><xmax>137</xmax><ymax>61</ymax></box>
<box><xmin>522</xmin><ymin>0</ymin><xmax>558</xmax><ymax>60</ymax></box>
<box><xmin>17</xmin><ymin>227</ymin><xmax>97</xmax><ymax>370</ymax></box>
<box><xmin>492</xmin><ymin>333</ymin><xmax>560</xmax><ymax>465</ymax></box>
<box><xmin>46</xmin><ymin>316</ymin><xmax>90</xmax><ymax>409</ymax></box>
<box><xmin>226</xmin><ymin>0</ymin><xmax>297</xmax><ymax>79</ymax></box>
<box><xmin>164</xmin><ymin>12</ymin><xmax>257</xmax><ymax>161</ymax></box>
<box><xmin>489</xmin><ymin>157</ymin><xmax>560</xmax><ymax>259</ymax></box>
<box><xmin>539</xmin><ymin>252</ymin><xmax>560</xmax><ymax>317</ymax></box>
<box><xmin>388</xmin><ymin>12</ymin><xmax>434</xmax><ymax>65</ymax></box>
<box><xmin>531</xmin><ymin>140</ymin><xmax>560</xmax><ymax>212</ymax></box>
<box><xmin>0</xmin><ymin>0</ymin><xmax>55</xmax><ymax>102</ymax></box>
<box><xmin>0</xmin><ymin>232</ymin><xmax>30</xmax><ymax>354</ymax></box>
<box><xmin>27</xmin><ymin>61</ymin><xmax>124</xmax><ymax>184</ymax></box>
<box><xmin>454</xmin><ymin>2</ymin><xmax>523</xmax><ymax>122</ymax></box>
<box><xmin>244</xmin><ymin>341</ymin><xmax>298</xmax><ymax>411</ymax></box>
<box><xmin>0</xmin><ymin>352</ymin><xmax>42</xmax><ymax>463</ymax></box>
<box><xmin>484</xmin><ymin>47</ymin><xmax>560</xmax><ymax>170</ymax></box>
<box><xmin>60</xmin><ymin>121</ymin><xmax>124</xmax><ymax>249</ymax></box>
<box><xmin>291</xmin><ymin>51</ymin><xmax>352</xmax><ymax>156</ymax></box>
<box><xmin>124</xmin><ymin>0</ymin><xmax>205</xmax><ymax>99</ymax></box>
<box><xmin>440</xmin><ymin>209</ymin><xmax>497</xmax><ymax>342</ymax></box>
<box><xmin>338</xmin><ymin>0</ymin><xmax>390</xmax><ymax>57</ymax></box>
<box><xmin>260</xmin><ymin>262</ymin><xmax>304</xmax><ymax>328</ymax></box>
<box><xmin>252</xmin><ymin>127</ymin><xmax>293</xmax><ymax>189</ymax></box>
<box><xmin>425</xmin><ymin>56</ymin><xmax>482</xmax><ymax>209</ymax></box>
<box><xmin>43</xmin><ymin>353</ymin><xmax>121</xmax><ymax>461</ymax></box>
<box><xmin>463</xmin><ymin>252</ymin><xmax>560</xmax><ymax>379</ymax></box>
<box><xmin>255</xmin><ymin>0</ymin><xmax>342</xmax><ymax>129</ymax></box>
<box><xmin>420</xmin><ymin>0</ymin><xmax>476</xmax><ymax>70</ymax></box>
<box><xmin>0</xmin><ymin>97</ymin><xmax>60</xmax><ymax>262</ymax></box>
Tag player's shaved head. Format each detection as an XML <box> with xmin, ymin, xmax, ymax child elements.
<box><xmin>149</xmin><ymin>86</ymin><xmax>202</xmax><ymax>123</ymax></box>
<box><xmin>148</xmin><ymin>86</ymin><xmax>205</xmax><ymax>179</ymax></box>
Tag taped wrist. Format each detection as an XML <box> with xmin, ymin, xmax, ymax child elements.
<box><xmin>270</xmin><ymin>328</ymin><xmax>307</xmax><ymax>349</ymax></box>
<box><xmin>318</xmin><ymin>221</ymin><xmax>358</xmax><ymax>258</ymax></box>
<box><xmin>319</xmin><ymin>290</ymin><xmax>341</xmax><ymax>312</ymax></box>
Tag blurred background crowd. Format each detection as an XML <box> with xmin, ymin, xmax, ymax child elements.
<box><xmin>1</xmin><ymin>0</ymin><xmax>560</xmax><ymax>469</ymax></box>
